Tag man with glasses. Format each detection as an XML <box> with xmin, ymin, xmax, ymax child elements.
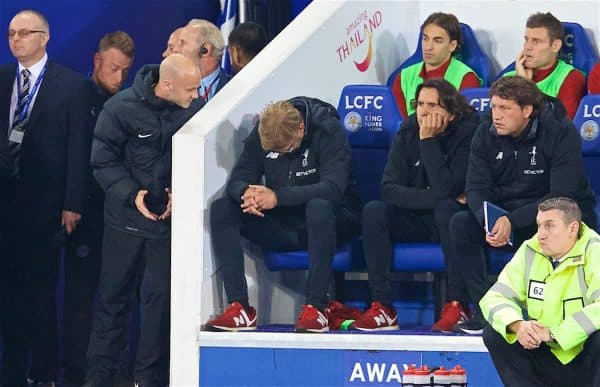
<box><xmin>444</xmin><ymin>76</ymin><xmax>596</xmax><ymax>335</ymax></box>
<box><xmin>0</xmin><ymin>9</ymin><xmax>95</xmax><ymax>387</ymax></box>
<box><xmin>206</xmin><ymin>97</ymin><xmax>361</xmax><ymax>333</ymax></box>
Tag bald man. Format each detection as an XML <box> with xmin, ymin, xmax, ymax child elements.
<box><xmin>175</xmin><ymin>19</ymin><xmax>232</xmax><ymax>101</ymax></box>
<box><xmin>87</xmin><ymin>54</ymin><xmax>203</xmax><ymax>387</ymax></box>
<box><xmin>0</xmin><ymin>9</ymin><xmax>96</xmax><ymax>387</ymax></box>
<box><xmin>162</xmin><ymin>26</ymin><xmax>183</xmax><ymax>58</ymax></box>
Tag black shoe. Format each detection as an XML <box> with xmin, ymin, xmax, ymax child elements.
<box><xmin>453</xmin><ymin>316</ymin><xmax>484</xmax><ymax>335</ymax></box>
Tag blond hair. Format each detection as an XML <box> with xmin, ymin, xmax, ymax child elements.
<box><xmin>258</xmin><ymin>101</ymin><xmax>302</xmax><ymax>150</ymax></box>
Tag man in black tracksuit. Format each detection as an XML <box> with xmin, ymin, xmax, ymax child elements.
<box><xmin>353</xmin><ymin>79</ymin><xmax>480</xmax><ymax>332</ymax></box>
<box><xmin>86</xmin><ymin>54</ymin><xmax>202</xmax><ymax>387</ymax></box>
<box><xmin>206</xmin><ymin>97</ymin><xmax>361</xmax><ymax>333</ymax></box>
<box><xmin>62</xmin><ymin>31</ymin><xmax>135</xmax><ymax>387</ymax></box>
<box><xmin>448</xmin><ymin>76</ymin><xmax>596</xmax><ymax>334</ymax></box>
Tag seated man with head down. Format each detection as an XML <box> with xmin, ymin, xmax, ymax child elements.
<box><xmin>206</xmin><ymin>97</ymin><xmax>361</xmax><ymax>333</ymax></box>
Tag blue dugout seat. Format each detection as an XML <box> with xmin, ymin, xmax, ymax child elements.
<box><xmin>461</xmin><ymin>87</ymin><xmax>491</xmax><ymax>115</ymax></box>
<box><xmin>387</xmin><ymin>23</ymin><xmax>493</xmax><ymax>88</ymax></box>
<box><xmin>497</xmin><ymin>21</ymin><xmax>599</xmax><ymax>78</ymax></box>
<box><xmin>574</xmin><ymin>94</ymin><xmax>600</xmax><ymax>230</ymax></box>
<box><xmin>338</xmin><ymin>85</ymin><xmax>446</xmax><ymax>271</ymax></box>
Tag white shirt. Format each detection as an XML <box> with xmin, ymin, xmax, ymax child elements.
<box><xmin>8</xmin><ymin>53</ymin><xmax>48</xmax><ymax>131</ymax></box>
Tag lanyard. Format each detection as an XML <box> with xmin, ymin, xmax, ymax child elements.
<box><xmin>201</xmin><ymin>69</ymin><xmax>221</xmax><ymax>101</ymax></box>
<box><xmin>16</xmin><ymin>64</ymin><xmax>47</xmax><ymax>123</ymax></box>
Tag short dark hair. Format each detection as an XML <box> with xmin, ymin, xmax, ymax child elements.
<box><xmin>421</xmin><ymin>12</ymin><xmax>462</xmax><ymax>48</ymax></box>
<box><xmin>526</xmin><ymin>12</ymin><xmax>564</xmax><ymax>42</ymax></box>
<box><xmin>98</xmin><ymin>30</ymin><xmax>135</xmax><ymax>58</ymax></box>
<box><xmin>411</xmin><ymin>78</ymin><xmax>474</xmax><ymax>119</ymax></box>
<box><xmin>228</xmin><ymin>22</ymin><xmax>267</xmax><ymax>58</ymax></box>
<box><xmin>538</xmin><ymin>197</ymin><xmax>582</xmax><ymax>224</ymax></box>
<box><xmin>490</xmin><ymin>76</ymin><xmax>543</xmax><ymax>114</ymax></box>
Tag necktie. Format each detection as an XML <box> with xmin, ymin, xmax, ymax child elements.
<box><xmin>202</xmin><ymin>85</ymin><xmax>210</xmax><ymax>101</ymax></box>
<box><xmin>12</xmin><ymin>69</ymin><xmax>31</xmax><ymax>130</ymax></box>
<box><xmin>551</xmin><ymin>260</ymin><xmax>561</xmax><ymax>270</ymax></box>
<box><xmin>9</xmin><ymin>69</ymin><xmax>32</xmax><ymax>177</ymax></box>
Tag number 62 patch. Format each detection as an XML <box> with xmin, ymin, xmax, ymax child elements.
<box><xmin>528</xmin><ymin>280</ymin><xmax>546</xmax><ymax>301</ymax></box>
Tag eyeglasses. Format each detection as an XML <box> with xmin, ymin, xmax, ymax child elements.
<box><xmin>8</xmin><ymin>29</ymin><xmax>47</xmax><ymax>39</ymax></box>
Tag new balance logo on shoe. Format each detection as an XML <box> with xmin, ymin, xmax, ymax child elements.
<box><xmin>316</xmin><ymin>310</ymin><xmax>328</xmax><ymax>327</ymax></box>
<box><xmin>353</xmin><ymin>302</ymin><xmax>399</xmax><ymax>331</ymax></box>
<box><xmin>373</xmin><ymin>310</ymin><xmax>397</xmax><ymax>327</ymax></box>
<box><xmin>205</xmin><ymin>302</ymin><xmax>257</xmax><ymax>332</ymax></box>
<box><xmin>233</xmin><ymin>309</ymin><xmax>256</xmax><ymax>327</ymax></box>
<box><xmin>295</xmin><ymin>304</ymin><xmax>330</xmax><ymax>333</ymax></box>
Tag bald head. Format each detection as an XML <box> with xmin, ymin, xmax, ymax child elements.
<box><xmin>162</xmin><ymin>27</ymin><xmax>184</xmax><ymax>58</ymax></box>
<box><xmin>9</xmin><ymin>10</ymin><xmax>50</xmax><ymax>67</ymax></box>
<box><xmin>155</xmin><ymin>54</ymin><xmax>201</xmax><ymax>108</ymax></box>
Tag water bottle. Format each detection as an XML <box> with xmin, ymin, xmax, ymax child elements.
<box><xmin>450</xmin><ymin>365</ymin><xmax>467</xmax><ymax>387</ymax></box>
<box><xmin>432</xmin><ymin>366</ymin><xmax>451</xmax><ymax>386</ymax></box>
<box><xmin>402</xmin><ymin>364</ymin><xmax>417</xmax><ymax>387</ymax></box>
<box><xmin>413</xmin><ymin>366</ymin><xmax>431</xmax><ymax>387</ymax></box>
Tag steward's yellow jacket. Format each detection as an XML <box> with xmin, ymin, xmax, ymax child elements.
<box><xmin>480</xmin><ymin>223</ymin><xmax>600</xmax><ymax>364</ymax></box>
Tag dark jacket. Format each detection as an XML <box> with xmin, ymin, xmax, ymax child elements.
<box><xmin>227</xmin><ymin>96</ymin><xmax>361</xmax><ymax>212</ymax></box>
<box><xmin>0</xmin><ymin>129</ymin><xmax>10</xmax><ymax>178</ymax></box>
<box><xmin>91</xmin><ymin>64</ymin><xmax>203</xmax><ymax>238</ymax></box>
<box><xmin>0</xmin><ymin>60</ymin><xmax>95</xmax><ymax>223</ymax></box>
<box><xmin>466</xmin><ymin>109</ymin><xmax>597</xmax><ymax>230</ymax></box>
<box><xmin>381</xmin><ymin>110</ymin><xmax>479</xmax><ymax>209</ymax></box>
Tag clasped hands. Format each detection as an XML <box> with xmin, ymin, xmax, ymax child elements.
<box><xmin>241</xmin><ymin>184</ymin><xmax>278</xmax><ymax>217</ymax></box>
<box><xmin>511</xmin><ymin>320</ymin><xmax>554</xmax><ymax>350</ymax></box>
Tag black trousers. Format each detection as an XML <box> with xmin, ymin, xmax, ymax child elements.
<box><xmin>361</xmin><ymin>198</ymin><xmax>462</xmax><ymax>306</ymax></box>
<box><xmin>86</xmin><ymin>226</ymin><xmax>170</xmax><ymax>387</ymax></box>
<box><xmin>483</xmin><ymin>324</ymin><xmax>600</xmax><ymax>387</ymax></box>
<box><xmin>62</xmin><ymin>205</ymin><xmax>103</xmax><ymax>384</ymax></box>
<box><xmin>0</xmin><ymin>219</ymin><xmax>61</xmax><ymax>386</ymax></box>
<box><xmin>210</xmin><ymin>196</ymin><xmax>360</xmax><ymax>310</ymax></box>
<box><xmin>448</xmin><ymin>209</ymin><xmax>536</xmax><ymax>314</ymax></box>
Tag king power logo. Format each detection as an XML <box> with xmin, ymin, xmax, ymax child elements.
<box><xmin>336</xmin><ymin>10</ymin><xmax>383</xmax><ymax>72</ymax></box>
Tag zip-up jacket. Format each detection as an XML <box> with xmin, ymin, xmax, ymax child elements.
<box><xmin>381</xmin><ymin>110</ymin><xmax>479</xmax><ymax>209</ymax></box>
<box><xmin>91</xmin><ymin>65</ymin><xmax>203</xmax><ymax>238</ymax></box>
<box><xmin>227</xmin><ymin>96</ymin><xmax>361</xmax><ymax>212</ymax></box>
<box><xmin>480</xmin><ymin>223</ymin><xmax>600</xmax><ymax>364</ymax></box>
<box><xmin>466</xmin><ymin>110</ymin><xmax>597</xmax><ymax>230</ymax></box>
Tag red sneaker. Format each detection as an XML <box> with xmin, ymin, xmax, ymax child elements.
<box><xmin>205</xmin><ymin>302</ymin><xmax>257</xmax><ymax>332</ymax></box>
<box><xmin>353</xmin><ymin>301</ymin><xmax>399</xmax><ymax>331</ymax></box>
<box><xmin>431</xmin><ymin>301</ymin><xmax>471</xmax><ymax>332</ymax></box>
<box><xmin>327</xmin><ymin>301</ymin><xmax>362</xmax><ymax>330</ymax></box>
<box><xmin>295</xmin><ymin>304</ymin><xmax>329</xmax><ymax>333</ymax></box>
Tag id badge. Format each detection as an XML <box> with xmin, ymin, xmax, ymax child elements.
<box><xmin>9</xmin><ymin>129</ymin><xmax>24</xmax><ymax>144</ymax></box>
<box><xmin>528</xmin><ymin>280</ymin><xmax>545</xmax><ymax>301</ymax></box>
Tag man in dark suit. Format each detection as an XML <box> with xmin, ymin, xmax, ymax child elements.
<box><xmin>175</xmin><ymin>19</ymin><xmax>232</xmax><ymax>101</ymax></box>
<box><xmin>0</xmin><ymin>9</ymin><xmax>95</xmax><ymax>387</ymax></box>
